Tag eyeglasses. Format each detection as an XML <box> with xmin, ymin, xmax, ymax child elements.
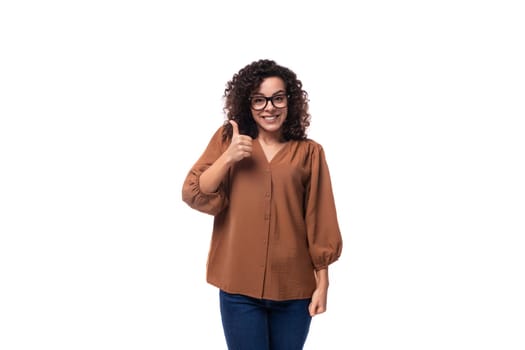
<box><xmin>249</xmin><ymin>94</ymin><xmax>289</xmax><ymax>111</ymax></box>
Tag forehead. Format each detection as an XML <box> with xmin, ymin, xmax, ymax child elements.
<box><xmin>255</xmin><ymin>76</ymin><xmax>286</xmax><ymax>95</ymax></box>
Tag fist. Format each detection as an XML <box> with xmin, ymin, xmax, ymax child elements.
<box><xmin>227</xmin><ymin>120</ymin><xmax>253</xmax><ymax>162</ymax></box>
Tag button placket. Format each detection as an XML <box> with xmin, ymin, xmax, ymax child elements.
<box><xmin>259</xmin><ymin>166</ymin><xmax>272</xmax><ymax>296</ymax></box>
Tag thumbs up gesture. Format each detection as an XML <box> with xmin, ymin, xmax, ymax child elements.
<box><xmin>226</xmin><ymin>120</ymin><xmax>253</xmax><ymax>162</ymax></box>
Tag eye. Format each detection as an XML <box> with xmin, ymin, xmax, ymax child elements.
<box><xmin>252</xmin><ymin>97</ymin><xmax>266</xmax><ymax>104</ymax></box>
<box><xmin>273</xmin><ymin>95</ymin><xmax>285</xmax><ymax>103</ymax></box>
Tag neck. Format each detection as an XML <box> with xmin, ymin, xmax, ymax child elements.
<box><xmin>257</xmin><ymin>130</ymin><xmax>283</xmax><ymax>145</ymax></box>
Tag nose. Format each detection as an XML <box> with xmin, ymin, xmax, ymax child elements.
<box><xmin>264</xmin><ymin>98</ymin><xmax>275</xmax><ymax>111</ymax></box>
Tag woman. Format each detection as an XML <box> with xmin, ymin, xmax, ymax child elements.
<box><xmin>182</xmin><ymin>59</ymin><xmax>343</xmax><ymax>349</ymax></box>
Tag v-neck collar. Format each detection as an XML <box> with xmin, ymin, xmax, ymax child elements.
<box><xmin>255</xmin><ymin>138</ymin><xmax>290</xmax><ymax>164</ymax></box>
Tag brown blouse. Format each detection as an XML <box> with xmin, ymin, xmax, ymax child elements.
<box><xmin>182</xmin><ymin>126</ymin><xmax>343</xmax><ymax>301</ymax></box>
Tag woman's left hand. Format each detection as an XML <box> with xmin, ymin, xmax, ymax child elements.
<box><xmin>308</xmin><ymin>285</ymin><xmax>328</xmax><ymax>316</ymax></box>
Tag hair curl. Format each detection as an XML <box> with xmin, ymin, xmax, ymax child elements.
<box><xmin>222</xmin><ymin>59</ymin><xmax>311</xmax><ymax>142</ymax></box>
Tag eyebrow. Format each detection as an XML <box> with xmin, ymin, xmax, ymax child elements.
<box><xmin>251</xmin><ymin>90</ymin><xmax>286</xmax><ymax>97</ymax></box>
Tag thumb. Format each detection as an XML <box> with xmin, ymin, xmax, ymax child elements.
<box><xmin>229</xmin><ymin>120</ymin><xmax>240</xmax><ymax>136</ymax></box>
<box><xmin>308</xmin><ymin>302</ymin><xmax>316</xmax><ymax>317</ymax></box>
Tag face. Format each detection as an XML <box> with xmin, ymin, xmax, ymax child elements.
<box><xmin>250</xmin><ymin>76</ymin><xmax>288</xmax><ymax>138</ymax></box>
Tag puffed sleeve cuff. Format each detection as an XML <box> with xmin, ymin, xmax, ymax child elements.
<box><xmin>311</xmin><ymin>242</ymin><xmax>343</xmax><ymax>271</ymax></box>
<box><xmin>182</xmin><ymin>168</ymin><xmax>228</xmax><ymax>216</ymax></box>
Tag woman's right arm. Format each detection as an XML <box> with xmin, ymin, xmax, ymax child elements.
<box><xmin>182</xmin><ymin>121</ymin><xmax>252</xmax><ymax>215</ymax></box>
<box><xmin>198</xmin><ymin>150</ymin><xmax>235</xmax><ymax>193</ymax></box>
<box><xmin>200</xmin><ymin>120</ymin><xmax>252</xmax><ymax>193</ymax></box>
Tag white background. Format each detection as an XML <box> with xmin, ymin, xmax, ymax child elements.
<box><xmin>1</xmin><ymin>1</ymin><xmax>524</xmax><ymax>349</ymax></box>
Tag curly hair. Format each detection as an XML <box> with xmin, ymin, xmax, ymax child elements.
<box><xmin>221</xmin><ymin>59</ymin><xmax>311</xmax><ymax>142</ymax></box>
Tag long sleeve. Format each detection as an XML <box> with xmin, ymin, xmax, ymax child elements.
<box><xmin>305</xmin><ymin>144</ymin><xmax>343</xmax><ymax>270</ymax></box>
<box><xmin>182</xmin><ymin>127</ymin><xmax>229</xmax><ymax>216</ymax></box>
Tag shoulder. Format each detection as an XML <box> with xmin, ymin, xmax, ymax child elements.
<box><xmin>211</xmin><ymin>124</ymin><xmax>226</xmax><ymax>138</ymax></box>
<box><xmin>289</xmin><ymin>139</ymin><xmax>327</xmax><ymax>165</ymax></box>
<box><xmin>297</xmin><ymin>138</ymin><xmax>325</xmax><ymax>154</ymax></box>
<box><xmin>199</xmin><ymin>124</ymin><xmax>229</xmax><ymax>152</ymax></box>
<box><xmin>208</xmin><ymin>124</ymin><xmax>228</xmax><ymax>144</ymax></box>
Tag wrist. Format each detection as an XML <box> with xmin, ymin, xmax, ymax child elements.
<box><xmin>221</xmin><ymin>152</ymin><xmax>235</xmax><ymax>167</ymax></box>
<box><xmin>314</xmin><ymin>268</ymin><xmax>329</xmax><ymax>288</ymax></box>
<box><xmin>315</xmin><ymin>283</ymin><xmax>328</xmax><ymax>291</ymax></box>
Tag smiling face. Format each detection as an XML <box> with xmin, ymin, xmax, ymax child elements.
<box><xmin>250</xmin><ymin>76</ymin><xmax>288</xmax><ymax>140</ymax></box>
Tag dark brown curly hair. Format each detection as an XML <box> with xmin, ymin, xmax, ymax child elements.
<box><xmin>221</xmin><ymin>59</ymin><xmax>311</xmax><ymax>142</ymax></box>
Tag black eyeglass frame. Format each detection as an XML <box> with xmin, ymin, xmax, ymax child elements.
<box><xmin>249</xmin><ymin>94</ymin><xmax>290</xmax><ymax>111</ymax></box>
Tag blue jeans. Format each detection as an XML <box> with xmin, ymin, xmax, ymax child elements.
<box><xmin>219</xmin><ymin>290</ymin><xmax>312</xmax><ymax>350</ymax></box>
